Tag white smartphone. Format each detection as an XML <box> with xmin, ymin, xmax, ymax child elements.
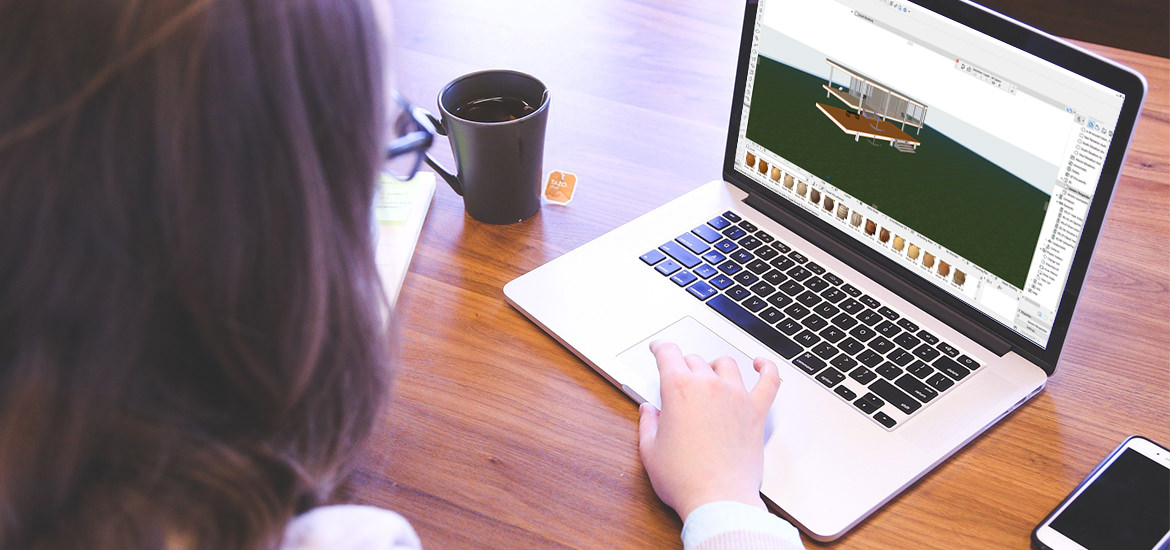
<box><xmin>1032</xmin><ymin>436</ymin><xmax>1170</xmax><ymax>550</ymax></box>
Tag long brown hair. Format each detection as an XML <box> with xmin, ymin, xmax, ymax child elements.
<box><xmin>0</xmin><ymin>0</ymin><xmax>389</xmax><ymax>548</ymax></box>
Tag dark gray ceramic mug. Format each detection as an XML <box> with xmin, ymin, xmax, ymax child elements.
<box><xmin>424</xmin><ymin>70</ymin><xmax>550</xmax><ymax>225</ymax></box>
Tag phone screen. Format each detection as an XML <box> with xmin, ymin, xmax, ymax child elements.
<box><xmin>1048</xmin><ymin>448</ymin><xmax>1170</xmax><ymax>550</ymax></box>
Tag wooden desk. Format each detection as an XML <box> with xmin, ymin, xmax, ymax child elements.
<box><xmin>340</xmin><ymin>2</ymin><xmax>1170</xmax><ymax>547</ymax></box>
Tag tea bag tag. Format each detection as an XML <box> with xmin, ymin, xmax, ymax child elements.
<box><xmin>544</xmin><ymin>170</ymin><xmax>578</xmax><ymax>205</ymax></box>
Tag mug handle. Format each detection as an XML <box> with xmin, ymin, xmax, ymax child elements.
<box><xmin>422</xmin><ymin>113</ymin><xmax>464</xmax><ymax>196</ymax></box>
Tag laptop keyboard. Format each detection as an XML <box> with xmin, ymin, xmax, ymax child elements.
<box><xmin>640</xmin><ymin>211</ymin><xmax>982</xmax><ymax>430</ymax></box>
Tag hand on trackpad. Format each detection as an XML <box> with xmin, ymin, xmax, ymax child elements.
<box><xmin>617</xmin><ymin>316</ymin><xmax>780</xmax><ymax>441</ymax></box>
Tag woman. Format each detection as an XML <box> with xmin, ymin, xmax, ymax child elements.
<box><xmin>0</xmin><ymin>0</ymin><xmax>803</xmax><ymax>548</ymax></box>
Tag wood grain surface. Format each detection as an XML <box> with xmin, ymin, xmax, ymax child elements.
<box><xmin>337</xmin><ymin>2</ymin><xmax>1170</xmax><ymax>548</ymax></box>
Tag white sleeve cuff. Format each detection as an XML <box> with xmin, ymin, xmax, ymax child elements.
<box><xmin>681</xmin><ymin>501</ymin><xmax>804</xmax><ymax>549</ymax></box>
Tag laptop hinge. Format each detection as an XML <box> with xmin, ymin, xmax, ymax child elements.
<box><xmin>744</xmin><ymin>193</ymin><xmax>1013</xmax><ymax>357</ymax></box>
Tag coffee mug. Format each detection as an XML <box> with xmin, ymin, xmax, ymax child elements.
<box><xmin>424</xmin><ymin>70</ymin><xmax>550</xmax><ymax>224</ymax></box>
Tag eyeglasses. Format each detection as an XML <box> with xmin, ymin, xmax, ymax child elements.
<box><xmin>385</xmin><ymin>92</ymin><xmax>436</xmax><ymax>181</ymax></box>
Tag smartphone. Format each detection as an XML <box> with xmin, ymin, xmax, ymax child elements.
<box><xmin>1032</xmin><ymin>436</ymin><xmax>1170</xmax><ymax>550</ymax></box>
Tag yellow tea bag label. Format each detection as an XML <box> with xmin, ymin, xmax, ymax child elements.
<box><xmin>544</xmin><ymin>171</ymin><xmax>577</xmax><ymax>205</ymax></box>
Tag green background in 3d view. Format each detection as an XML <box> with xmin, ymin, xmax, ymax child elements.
<box><xmin>746</xmin><ymin>56</ymin><xmax>1049</xmax><ymax>290</ymax></box>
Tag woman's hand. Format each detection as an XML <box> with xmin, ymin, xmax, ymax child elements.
<box><xmin>637</xmin><ymin>340</ymin><xmax>782</xmax><ymax>521</ymax></box>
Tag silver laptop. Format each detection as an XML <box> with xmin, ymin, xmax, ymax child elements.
<box><xmin>505</xmin><ymin>0</ymin><xmax>1146</xmax><ymax>540</ymax></box>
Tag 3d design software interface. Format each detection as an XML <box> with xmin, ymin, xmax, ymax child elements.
<box><xmin>735</xmin><ymin>0</ymin><xmax>1127</xmax><ymax>347</ymax></box>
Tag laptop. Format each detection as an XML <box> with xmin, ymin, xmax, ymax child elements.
<box><xmin>505</xmin><ymin>0</ymin><xmax>1146</xmax><ymax>540</ymax></box>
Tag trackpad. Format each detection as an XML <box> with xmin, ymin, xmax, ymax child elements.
<box><xmin>616</xmin><ymin>316</ymin><xmax>771</xmax><ymax>410</ymax></box>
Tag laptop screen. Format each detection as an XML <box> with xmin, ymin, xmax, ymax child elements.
<box><xmin>731</xmin><ymin>0</ymin><xmax>1130</xmax><ymax>350</ymax></box>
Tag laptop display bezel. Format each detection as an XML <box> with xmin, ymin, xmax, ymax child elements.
<box><xmin>721</xmin><ymin>0</ymin><xmax>1148</xmax><ymax>374</ymax></box>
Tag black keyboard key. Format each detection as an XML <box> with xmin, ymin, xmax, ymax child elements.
<box><xmin>738</xmin><ymin>220</ymin><xmax>757</xmax><ymax>232</ymax></box>
<box><xmin>766</xmin><ymin>292</ymin><xmax>793</xmax><ymax>309</ymax></box>
<box><xmin>792</xmin><ymin>351</ymin><xmax>825</xmax><ymax>374</ymax></box>
<box><xmin>895</xmin><ymin>374</ymin><xmax>939</xmax><ymax>403</ymax></box>
<box><xmin>823</xmin><ymin>272</ymin><xmax>844</xmax><ymax>286</ymax></box>
<box><xmin>692</xmin><ymin>224</ymin><xmax>722</xmax><ymax>243</ymax></box>
<box><xmin>723</xmin><ymin>226</ymin><xmax>747</xmax><ymax>240</ymax></box>
<box><xmin>730</xmin><ymin>249</ymin><xmax>754</xmax><ymax>264</ymax></box>
<box><xmin>670</xmin><ymin>270</ymin><xmax>698</xmax><ymax>287</ymax></box>
<box><xmin>857</xmin><ymin>349</ymin><xmax>883</xmax><ymax>368</ymax></box>
<box><xmin>722</xmin><ymin>211</ymin><xmax>741</xmax><ymax>222</ymax></box>
<box><xmin>934</xmin><ymin>356</ymin><xmax>970</xmax><ymax>380</ymax></box>
<box><xmin>839</xmin><ymin>337</ymin><xmax>866</xmax><ymax>356</ymax></box>
<box><xmin>640</xmin><ymin>249</ymin><xmax>666</xmax><ymax>265</ymax></box>
<box><xmin>802</xmin><ymin>315</ymin><xmax>828</xmax><ymax>332</ymax></box>
<box><xmin>776</xmin><ymin>318</ymin><xmax>802</xmax><ymax>335</ymax></box>
<box><xmin>772</xmin><ymin>241</ymin><xmax>791</xmax><ymax>253</ymax></box>
<box><xmin>875</xmin><ymin>320</ymin><xmax>902</xmax><ymax>338</ymax></box>
<box><xmin>857</xmin><ymin>309</ymin><xmax>883</xmax><ymax>326</ymax></box>
<box><xmin>858</xmin><ymin>294</ymin><xmax>880</xmax><ymax>309</ymax></box>
<box><xmin>887</xmin><ymin>348</ymin><xmax>915</xmax><ymax>367</ymax></box>
<box><xmin>855</xmin><ymin>393</ymin><xmax>884</xmax><ymax>414</ymax></box>
<box><xmin>907</xmin><ymin>360</ymin><xmax>933</xmax><ymax>379</ymax></box>
<box><xmin>778</xmin><ymin>280</ymin><xmax>804</xmax><ymax>296</ymax></box>
<box><xmin>894</xmin><ymin>332</ymin><xmax>922</xmax><ymax>350</ymax></box>
<box><xmin>655</xmin><ymin>259</ymin><xmax>681</xmax><ymax>276</ymax></box>
<box><xmin>839</xmin><ymin>298</ymin><xmax>865</xmax><ymax>315</ymax></box>
<box><xmin>750</xmin><ymin>281</ymin><xmax>776</xmax><ymax>297</ymax></box>
<box><xmin>841</xmin><ymin>283</ymin><xmax>863</xmax><ymax>297</ymax></box>
<box><xmin>677</xmin><ymin>232</ymin><xmax>711</xmax><ymax>254</ymax></box>
<box><xmin>816</xmin><ymin>367</ymin><xmax>846</xmax><ymax>388</ymax></box>
<box><xmin>812</xmin><ymin>342</ymin><xmax>838</xmax><ymax>360</ymax></box>
<box><xmin>746</xmin><ymin>259</ymin><xmax>771</xmax><ymax>274</ymax></box>
<box><xmin>769</xmin><ymin>256</ymin><xmax>796</xmax><ymax>271</ymax></box>
<box><xmin>813</xmin><ymin>302</ymin><xmax>840</xmax><ymax>319</ymax></box>
<box><xmin>788</xmin><ymin>251</ymin><xmax>808</xmax><ymax>263</ymax></box>
<box><xmin>805</xmin><ymin>276</ymin><xmax>829</xmax><ymax>292</ymax></box>
<box><xmin>896</xmin><ymin>318</ymin><xmax>919</xmax><ymax>333</ymax></box>
<box><xmin>820</xmin><ymin>325</ymin><xmax>847</xmax><ymax>343</ymax></box>
<box><xmin>762</xmin><ymin>270</ymin><xmax>788</xmax><ymax>285</ymax></box>
<box><xmin>755</xmin><ymin>231</ymin><xmax>775</xmax><ymax>244</ymax></box>
<box><xmin>871</xmin><ymin>379</ymin><xmax>921</xmax><ymax>414</ymax></box>
<box><xmin>694</xmin><ymin>263</ymin><xmax>718</xmax><ymax>279</ymax></box>
<box><xmin>742</xmin><ymin>296</ymin><xmax>767</xmax><ymax>312</ymax></box>
<box><xmin>760</xmin><ymin>307</ymin><xmax>783</xmax><ymax>324</ymax></box>
<box><xmin>784</xmin><ymin>303</ymin><xmax>810</xmax><ymax>319</ymax></box>
<box><xmin>709</xmin><ymin>274</ymin><xmax>734</xmax><ymax>290</ymax></box>
<box><xmin>687</xmin><ymin>280</ymin><xmax>717</xmax><ymax>300</ymax></box>
<box><xmin>850</xmin><ymin>367</ymin><xmax>878</xmax><ymax>385</ymax></box>
<box><xmin>926</xmin><ymin>373</ymin><xmax>955</xmax><ymax>392</ymax></box>
<box><xmin>796</xmin><ymin>290</ymin><xmax>822</xmax><ymax>307</ymax></box>
<box><xmin>738</xmin><ymin>235</ymin><xmax>763</xmax><ymax>250</ymax></box>
<box><xmin>877</xmin><ymin>306</ymin><xmax>899</xmax><ymax>320</ymax></box>
<box><xmin>805</xmin><ymin>261</ymin><xmax>826</xmax><ymax>275</ymax></box>
<box><xmin>708</xmin><ymin>215</ymin><xmax>731</xmax><ymax>229</ymax></box>
<box><xmin>849</xmin><ymin>325</ymin><xmax>877</xmax><ymax>342</ymax></box>
<box><xmin>874</xmin><ymin>412</ymin><xmax>897</xmax><ymax>428</ymax></box>
<box><xmin>821</xmin><ymin>287</ymin><xmax>847</xmax><ymax>304</ymax></box>
<box><xmin>755</xmin><ymin>246</ymin><xmax>779</xmax><ymax>261</ymax></box>
<box><xmin>702</xmin><ymin>249</ymin><xmax>726</xmax><ymax>264</ymax></box>
<box><xmin>876</xmin><ymin>362</ymin><xmax>902</xmax><ymax>380</ymax></box>
<box><xmin>727</xmin><ymin>285</ymin><xmax>751</xmax><ymax>301</ymax></box>
<box><xmin>831</xmin><ymin>313</ymin><xmax>859</xmax><ymax>330</ymax></box>
<box><xmin>937</xmin><ymin>342</ymin><xmax>960</xmax><ymax>357</ymax></box>
<box><xmin>831</xmin><ymin>353</ymin><xmax>858</xmax><ymax>372</ymax></box>
<box><xmin>660</xmin><ymin>241</ymin><xmax>701</xmax><ymax>268</ymax></box>
<box><xmin>706</xmin><ymin>294</ymin><xmax>801</xmax><ymax>359</ymax></box>
<box><xmin>870</xmin><ymin>336</ymin><xmax>895</xmax><ymax>355</ymax></box>
<box><xmin>715</xmin><ymin>239</ymin><xmax>739</xmax><ymax>253</ymax></box>
<box><xmin>917</xmin><ymin>330</ymin><xmax>940</xmax><ymax>345</ymax></box>
<box><xmin>835</xmin><ymin>385</ymin><xmax>858</xmax><ymax>401</ymax></box>
<box><xmin>912</xmin><ymin>343</ymin><xmax>941</xmax><ymax>361</ymax></box>
<box><xmin>733</xmin><ymin>271</ymin><xmax>758</xmax><ymax>286</ymax></box>
<box><xmin>788</xmin><ymin>266</ymin><xmax>812</xmax><ymax>281</ymax></box>
<box><xmin>794</xmin><ymin>330</ymin><xmax>821</xmax><ymax>348</ymax></box>
<box><xmin>957</xmin><ymin>354</ymin><xmax>981</xmax><ymax>370</ymax></box>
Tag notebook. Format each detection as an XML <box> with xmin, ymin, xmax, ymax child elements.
<box><xmin>504</xmin><ymin>0</ymin><xmax>1146</xmax><ymax>540</ymax></box>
